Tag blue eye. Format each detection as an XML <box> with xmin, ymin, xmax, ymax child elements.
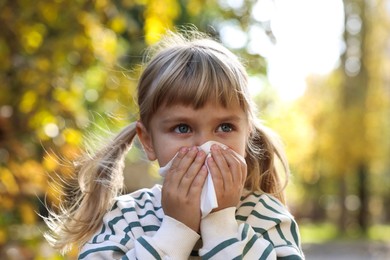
<box><xmin>174</xmin><ymin>124</ymin><xmax>191</xmax><ymax>133</ymax></box>
<box><xmin>218</xmin><ymin>123</ymin><xmax>233</xmax><ymax>132</ymax></box>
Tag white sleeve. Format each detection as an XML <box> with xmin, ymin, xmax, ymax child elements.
<box><xmin>199</xmin><ymin>207</ymin><xmax>277</xmax><ymax>259</ymax></box>
<box><xmin>79</xmin><ymin>215</ymin><xmax>200</xmax><ymax>260</ymax></box>
<box><xmin>135</xmin><ymin>215</ymin><xmax>200</xmax><ymax>259</ymax></box>
<box><xmin>199</xmin><ymin>204</ymin><xmax>304</xmax><ymax>259</ymax></box>
<box><xmin>79</xmin><ymin>188</ymin><xmax>200</xmax><ymax>260</ymax></box>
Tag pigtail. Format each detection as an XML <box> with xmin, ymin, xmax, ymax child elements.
<box><xmin>44</xmin><ymin>122</ymin><xmax>137</xmax><ymax>253</ymax></box>
<box><xmin>245</xmin><ymin>122</ymin><xmax>289</xmax><ymax>204</ymax></box>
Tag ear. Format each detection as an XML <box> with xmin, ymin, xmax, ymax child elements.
<box><xmin>136</xmin><ymin>121</ymin><xmax>157</xmax><ymax>161</ymax></box>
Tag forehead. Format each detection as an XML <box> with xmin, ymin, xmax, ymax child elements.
<box><xmin>154</xmin><ymin>100</ymin><xmax>247</xmax><ymax>123</ymax></box>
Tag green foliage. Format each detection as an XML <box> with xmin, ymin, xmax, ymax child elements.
<box><xmin>2</xmin><ymin>0</ymin><xmax>389</xmax><ymax>257</ymax></box>
<box><xmin>0</xmin><ymin>0</ymin><xmax>172</xmax><ymax>248</ymax></box>
<box><xmin>0</xmin><ymin>0</ymin><xmax>271</xmax><ymax>255</ymax></box>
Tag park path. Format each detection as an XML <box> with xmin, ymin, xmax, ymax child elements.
<box><xmin>303</xmin><ymin>241</ymin><xmax>390</xmax><ymax>259</ymax></box>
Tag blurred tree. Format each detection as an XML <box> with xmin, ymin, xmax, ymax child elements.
<box><xmin>363</xmin><ymin>0</ymin><xmax>390</xmax><ymax>224</ymax></box>
<box><xmin>0</xmin><ymin>0</ymin><xmax>144</xmax><ymax>248</ymax></box>
<box><xmin>0</xmin><ymin>0</ymin><xmax>273</xmax><ymax>254</ymax></box>
<box><xmin>333</xmin><ymin>0</ymin><xmax>390</xmax><ymax>235</ymax></box>
<box><xmin>281</xmin><ymin>0</ymin><xmax>390</xmax><ymax>236</ymax></box>
<box><xmin>336</xmin><ymin>0</ymin><xmax>370</xmax><ymax>234</ymax></box>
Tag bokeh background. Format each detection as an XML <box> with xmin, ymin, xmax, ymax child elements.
<box><xmin>1</xmin><ymin>0</ymin><xmax>390</xmax><ymax>259</ymax></box>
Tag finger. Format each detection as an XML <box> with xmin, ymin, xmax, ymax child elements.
<box><xmin>211</xmin><ymin>145</ymin><xmax>232</xmax><ymax>185</ymax></box>
<box><xmin>166</xmin><ymin>146</ymin><xmax>198</xmax><ymax>186</ymax></box>
<box><xmin>207</xmin><ymin>155</ymin><xmax>224</xmax><ymax>190</ymax></box>
<box><xmin>178</xmin><ymin>150</ymin><xmax>207</xmax><ymax>194</ymax></box>
<box><xmin>187</xmin><ymin>164</ymin><xmax>208</xmax><ymax>198</ymax></box>
<box><xmin>221</xmin><ymin>149</ymin><xmax>239</xmax><ymax>182</ymax></box>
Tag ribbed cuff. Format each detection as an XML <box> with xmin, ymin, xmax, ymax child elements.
<box><xmin>153</xmin><ymin>215</ymin><xmax>200</xmax><ymax>259</ymax></box>
<box><xmin>200</xmin><ymin>207</ymin><xmax>238</xmax><ymax>244</ymax></box>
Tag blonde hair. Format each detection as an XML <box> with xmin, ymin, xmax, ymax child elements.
<box><xmin>44</xmin><ymin>29</ymin><xmax>289</xmax><ymax>253</ymax></box>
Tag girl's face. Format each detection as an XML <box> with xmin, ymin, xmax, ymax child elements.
<box><xmin>137</xmin><ymin>101</ymin><xmax>250</xmax><ymax>166</ymax></box>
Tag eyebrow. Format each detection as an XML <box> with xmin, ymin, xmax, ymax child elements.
<box><xmin>160</xmin><ymin>115</ymin><xmax>244</xmax><ymax>125</ymax></box>
<box><xmin>214</xmin><ymin>115</ymin><xmax>243</xmax><ymax>122</ymax></box>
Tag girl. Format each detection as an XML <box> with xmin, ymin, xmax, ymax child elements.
<box><xmin>45</xmin><ymin>29</ymin><xmax>304</xmax><ymax>259</ymax></box>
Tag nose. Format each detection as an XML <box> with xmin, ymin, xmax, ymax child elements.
<box><xmin>193</xmin><ymin>132</ymin><xmax>214</xmax><ymax>147</ymax></box>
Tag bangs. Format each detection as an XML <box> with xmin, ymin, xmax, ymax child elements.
<box><xmin>150</xmin><ymin>44</ymin><xmax>248</xmax><ymax>112</ymax></box>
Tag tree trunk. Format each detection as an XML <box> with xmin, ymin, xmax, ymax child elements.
<box><xmin>338</xmin><ymin>174</ymin><xmax>348</xmax><ymax>234</ymax></box>
<box><xmin>357</xmin><ymin>163</ymin><xmax>369</xmax><ymax>233</ymax></box>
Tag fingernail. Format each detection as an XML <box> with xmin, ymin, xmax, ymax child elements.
<box><xmin>208</xmin><ymin>156</ymin><xmax>215</xmax><ymax>164</ymax></box>
<box><xmin>180</xmin><ymin>147</ymin><xmax>189</xmax><ymax>153</ymax></box>
<box><xmin>197</xmin><ymin>150</ymin><xmax>205</xmax><ymax>157</ymax></box>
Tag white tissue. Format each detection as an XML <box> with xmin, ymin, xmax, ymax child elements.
<box><xmin>158</xmin><ymin>141</ymin><xmax>227</xmax><ymax>218</ymax></box>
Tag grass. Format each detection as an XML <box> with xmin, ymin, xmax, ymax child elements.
<box><xmin>368</xmin><ymin>224</ymin><xmax>390</xmax><ymax>241</ymax></box>
<box><xmin>299</xmin><ymin>222</ymin><xmax>339</xmax><ymax>244</ymax></box>
<box><xmin>299</xmin><ymin>222</ymin><xmax>390</xmax><ymax>244</ymax></box>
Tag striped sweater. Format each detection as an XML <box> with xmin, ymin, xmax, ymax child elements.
<box><xmin>79</xmin><ymin>185</ymin><xmax>304</xmax><ymax>259</ymax></box>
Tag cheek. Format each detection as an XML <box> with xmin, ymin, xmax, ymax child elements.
<box><xmin>228</xmin><ymin>141</ymin><xmax>247</xmax><ymax>158</ymax></box>
<box><xmin>235</xmin><ymin>135</ymin><xmax>249</xmax><ymax>158</ymax></box>
<box><xmin>152</xmin><ymin>140</ymin><xmax>182</xmax><ymax>167</ymax></box>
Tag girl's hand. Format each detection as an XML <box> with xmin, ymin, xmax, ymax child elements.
<box><xmin>161</xmin><ymin>146</ymin><xmax>208</xmax><ymax>233</ymax></box>
<box><xmin>208</xmin><ymin>145</ymin><xmax>247</xmax><ymax>212</ymax></box>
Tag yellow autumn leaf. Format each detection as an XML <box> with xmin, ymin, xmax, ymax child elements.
<box><xmin>0</xmin><ymin>196</ymin><xmax>15</xmax><ymax>210</ymax></box>
<box><xmin>19</xmin><ymin>202</ymin><xmax>37</xmax><ymax>225</ymax></box>
<box><xmin>0</xmin><ymin>228</ymin><xmax>6</xmax><ymax>245</ymax></box>
<box><xmin>0</xmin><ymin>167</ymin><xmax>19</xmax><ymax>195</ymax></box>
<box><xmin>43</xmin><ymin>153</ymin><xmax>60</xmax><ymax>172</ymax></box>
<box><xmin>19</xmin><ymin>90</ymin><xmax>37</xmax><ymax>113</ymax></box>
<box><xmin>110</xmin><ymin>15</ymin><xmax>127</xmax><ymax>34</ymax></box>
<box><xmin>63</xmin><ymin>128</ymin><xmax>83</xmax><ymax>145</ymax></box>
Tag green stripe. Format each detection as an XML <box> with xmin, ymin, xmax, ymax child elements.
<box><xmin>260</xmin><ymin>197</ymin><xmax>300</xmax><ymax>249</ymax></box>
<box><xmin>92</xmin><ymin>223</ymin><xmax>106</xmax><ymax>243</ymax></box>
<box><xmin>266</xmin><ymin>194</ymin><xmax>284</xmax><ymax>208</ymax></box>
<box><xmin>123</xmin><ymin>221</ymin><xmax>142</xmax><ymax>233</ymax></box>
<box><xmin>78</xmin><ymin>245</ymin><xmax>124</xmax><ymax>259</ymax></box>
<box><xmin>243</xmin><ymin>234</ymin><xmax>257</xmax><ymax>256</ymax></box>
<box><xmin>119</xmin><ymin>222</ymin><xmax>157</xmax><ymax>246</ymax></box>
<box><xmin>138</xmin><ymin>210</ymin><xmax>163</xmax><ymax>222</ymax></box>
<box><xmin>276</xmin><ymin>225</ymin><xmax>292</xmax><ymax>246</ymax></box>
<box><xmin>120</xmin><ymin>233</ymin><xmax>130</xmax><ymax>246</ymax></box>
<box><xmin>259</xmin><ymin>243</ymin><xmax>273</xmax><ymax>260</ymax></box>
<box><xmin>251</xmin><ymin>192</ymin><xmax>263</xmax><ymax>198</ymax></box>
<box><xmin>252</xmin><ymin>209</ymin><xmax>293</xmax><ymax>247</ymax></box>
<box><xmin>253</xmin><ymin>227</ymin><xmax>267</xmax><ymax>235</ymax></box>
<box><xmin>240</xmin><ymin>201</ymin><xmax>256</xmax><ymax>207</ymax></box>
<box><xmin>290</xmin><ymin>220</ymin><xmax>300</xmax><ymax>249</ymax></box>
<box><xmin>133</xmin><ymin>191</ymin><xmax>155</xmax><ymax>200</ymax></box>
<box><xmin>110</xmin><ymin>204</ymin><xmax>118</xmax><ymax>211</ymax></box>
<box><xmin>202</xmin><ymin>238</ymin><xmax>238</xmax><ymax>259</ymax></box>
<box><xmin>258</xmin><ymin>198</ymin><xmax>282</xmax><ymax>215</ymax></box>
<box><xmin>106</xmin><ymin>215</ymin><xmax>124</xmax><ymax>236</ymax></box>
<box><xmin>121</xmin><ymin>207</ymin><xmax>136</xmax><ymax>214</ymax></box>
<box><xmin>135</xmin><ymin>199</ymin><xmax>155</xmax><ymax>209</ymax></box>
<box><xmin>241</xmin><ymin>223</ymin><xmax>249</xmax><ymax>240</ymax></box>
<box><xmin>260</xmin><ymin>197</ymin><xmax>300</xmax><ymax>248</ymax></box>
<box><xmin>143</xmin><ymin>225</ymin><xmax>160</xmax><ymax>232</ymax></box>
<box><xmin>137</xmin><ymin>236</ymin><xmax>161</xmax><ymax>260</ymax></box>
<box><xmin>236</xmin><ymin>215</ymin><xmax>248</xmax><ymax>222</ymax></box>
<box><xmin>262</xmin><ymin>232</ymin><xmax>272</xmax><ymax>245</ymax></box>
<box><xmin>137</xmin><ymin>203</ymin><xmax>162</xmax><ymax>211</ymax></box>
<box><xmin>121</xmin><ymin>207</ymin><xmax>163</xmax><ymax>222</ymax></box>
<box><xmin>277</xmin><ymin>255</ymin><xmax>303</xmax><ymax>260</ymax></box>
<box><xmin>251</xmin><ymin>211</ymin><xmax>281</xmax><ymax>225</ymax></box>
